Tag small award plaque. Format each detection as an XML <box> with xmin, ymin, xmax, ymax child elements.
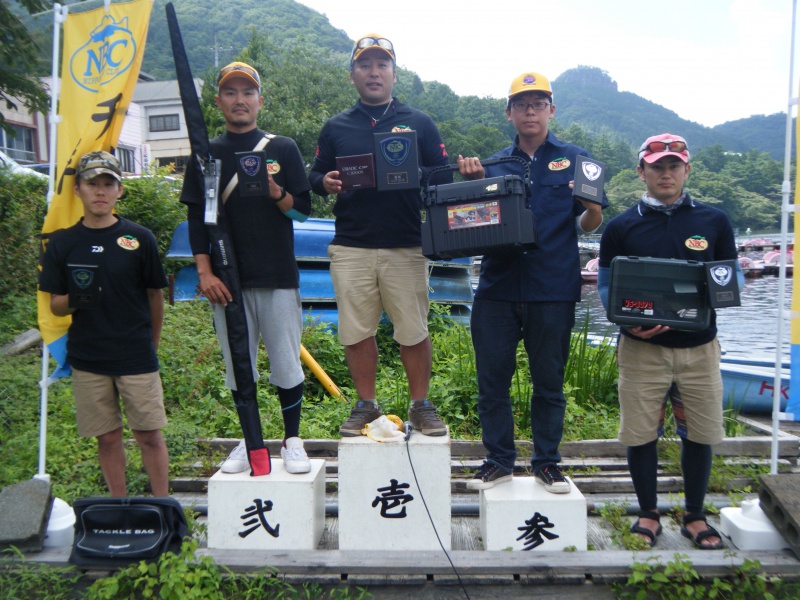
<box><xmin>235</xmin><ymin>150</ymin><xmax>269</xmax><ymax>197</ymax></box>
<box><xmin>336</xmin><ymin>153</ymin><xmax>375</xmax><ymax>190</ymax></box>
<box><xmin>573</xmin><ymin>155</ymin><xmax>606</xmax><ymax>205</ymax></box>
<box><xmin>374</xmin><ymin>130</ymin><xmax>420</xmax><ymax>191</ymax></box>
<box><xmin>67</xmin><ymin>263</ymin><xmax>100</xmax><ymax>309</ymax></box>
<box><xmin>705</xmin><ymin>259</ymin><xmax>741</xmax><ymax>308</ymax></box>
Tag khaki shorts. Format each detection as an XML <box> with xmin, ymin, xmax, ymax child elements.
<box><xmin>328</xmin><ymin>244</ymin><xmax>429</xmax><ymax>346</ymax></box>
<box><xmin>616</xmin><ymin>335</ymin><xmax>723</xmax><ymax>447</ymax></box>
<box><xmin>72</xmin><ymin>368</ymin><xmax>167</xmax><ymax>438</ymax></box>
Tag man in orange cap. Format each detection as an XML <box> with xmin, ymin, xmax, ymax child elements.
<box><xmin>180</xmin><ymin>61</ymin><xmax>313</xmax><ymax>476</ymax></box>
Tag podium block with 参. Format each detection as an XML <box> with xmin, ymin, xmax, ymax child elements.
<box><xmin>338</xmin><ymin>433</ymin><xmax>451</xmax><ymax>550</ymax></box>
<box><xmin>207</xmin><ymin>458</ymin><xmax>325</xmax><ymax>550</ymax></box>
<box><xmin>479</xmin><ymin>476</ymin><xmax>587</xmax><ymax>551</ymax></box>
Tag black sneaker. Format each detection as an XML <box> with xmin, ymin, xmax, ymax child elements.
<box><xmin>339</xmin><ymin>400</ymin><xmax>383</xmax><ymax>437</ymax></box>
<box><xmin>534</xmin><ymin>465</ymin><xmax>571</xmax><ymax>494</ymax></box>
<box><xmin>408</xmin><ymin>399</ymin><xmax>447</xmax><ymax>436</ymax></box>
<box><xmin>466</xmin><ymin>461</ymin><xmax>512</xmax><ymax>490</ymax></box>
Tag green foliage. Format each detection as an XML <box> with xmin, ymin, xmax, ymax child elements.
<box><xmin>117</xmin><ymin>167</ymin><xmax>187</xmax><ymax>266</ymax></box>
<box><xmin>0</xmin><ymin>0</ymin><xmax>50</xmax><ymax>133</ymax></box>
<box><xmin>597</xmin><ymin>501</ymin><xmax>651</xmax><ymax>551</ymax></box>
<box><xmin>0</xmin><ymin>170</ymin><xmax>47</xmax><ymax>339</ymax></box>
<box><xmin>86</xmin><ymin>537</ymin><xmax>372</xmax><ymax>599</ymax></box>
<box><xmin>613</xmin><ymin>554</ymin><xmax>798</xmax><ymax>599</ymax></box>
<box><xmin>0</xmin><ymin>547</ymin><xmax>82</xmax><ymax>600</ymax></box>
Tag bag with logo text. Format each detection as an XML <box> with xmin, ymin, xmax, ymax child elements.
<box><xmin>69</xmin><ymin>497</ymin><xmax>189</xmax><ymax>566</ymax></box>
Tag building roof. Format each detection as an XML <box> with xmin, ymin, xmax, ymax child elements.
<box><xmin>132</xmin><ymin>79</ymin><xmax>203</xmax><ymax>103</ymax></box>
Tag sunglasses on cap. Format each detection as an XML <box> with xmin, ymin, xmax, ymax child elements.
<box><xmin>217</xmin><ymin>64</ymin><xmax>260</xmax><ymax>86</ymax></box>
<box><xmin>641</xmin><ymin>140</ymin><xmax>687</xmax><ymax>154</ymax></box>
<box><xmin>350</xmin><ymin>37</ymin><xmax>395</xmax><ymax>62</ymax></box>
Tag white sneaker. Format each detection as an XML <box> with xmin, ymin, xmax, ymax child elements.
<box><xmin>281</xmin><ymin>437</ymin><xmax>311</xmax><ymax>474</ymax></box>
<box><xmin>220</xmin><ymin>440</ymin><xmax>249</xmax><ymax>474</ymax></box>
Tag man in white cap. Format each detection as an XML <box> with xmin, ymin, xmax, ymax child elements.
<box><xmin>598</xmin><ymin>133</ymin><xmax>741</xmax><ymax>549</ymax></box>
<box><xmin>458</xmin><ymin>71</ymin><xmax>606</xmax><ymax>494</ymax></box>
<box><xmin>39</xmin><ymin>150</ymin><xmax>170</xmax><ymax>496</ymax></box>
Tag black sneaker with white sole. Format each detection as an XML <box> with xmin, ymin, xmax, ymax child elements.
<box><xmin>466</xmin><ymin>460</ymin><xmax>513</xmax><ymax>490</ymax></box>
<box><xmin>534</xmin><ymin>464</ymin><xmax>571</xmax><ymax>494</ymax></box>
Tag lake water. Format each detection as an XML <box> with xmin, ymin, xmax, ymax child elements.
<box><xmin>576</xmin><ymin>275</ymin><xmax>792</xmax><ymax>361</ymax></box>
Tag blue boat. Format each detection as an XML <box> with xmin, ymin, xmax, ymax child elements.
<box><xmin>166</xmin><ymin>218</ymin><xmax>474</xmax><ymax>326</ymax></box>
<box><xmin>719</xmin><ymin>355</ymin><xmax>789</xmax><ymax>414</ymax></box>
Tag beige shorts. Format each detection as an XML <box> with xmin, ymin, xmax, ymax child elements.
<box><xmin>72</xmin><ymin>368</ymin><xmax>167</xmax><ymax>438</ymax></box>
<box><xmin>328</xmin><ymin>244</ymin><xmax>429</xmax><ymax>346</ymax></box>
<box><xmin>616</xmin><ymin>335</ymin><xmax>723</xmax><ymax>447</ymax></box>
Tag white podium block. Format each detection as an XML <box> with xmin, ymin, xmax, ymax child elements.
<box><xmin>338</xmin><ymin>432</ymin><xmax>451</xmax><ymax>550</ymax></box>
<box><xmin>480</xmin><ymin>476</ymin><xmax>587</xmax><ymax>551</ymax></box>
<box><xmin>207</xmin><ymin>458</ymin><xmax>325</xmax><ymax>550</ymax></box>
<box><xmin>720</xmin><ymin>499</ymin><xmax>789</xmax><ymax>551</ymax></box>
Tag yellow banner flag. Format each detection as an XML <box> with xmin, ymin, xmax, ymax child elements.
<box><xmin>789</xmin><ymin>78</ymin><xmax>800</xmax><ymax>418</ymax></box>
<box><xmin>38</xmin><ymin>0</ymin><xmax>153</xmax><ymax>377</ymax></box>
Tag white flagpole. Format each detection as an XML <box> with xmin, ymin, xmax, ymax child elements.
<box><xmin>772</xmin><ymin>0</ymin><xmax>798</xmax><ymax>474</ymax></box>
<box><xmin>35</xmin><ymin>2</ymin><xmax>69</xmax><ymax>483</ymax></box>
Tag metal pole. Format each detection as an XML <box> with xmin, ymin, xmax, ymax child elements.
<box><xmin>772</xmin><ymin>0</ymin><xmax>798</xmax><ymax>474</ymax></box>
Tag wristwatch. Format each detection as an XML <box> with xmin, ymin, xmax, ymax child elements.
<box><xmin>275</xmin><ymin>187</ymin><xmax>287</xmax><ymax>202</ymax></box>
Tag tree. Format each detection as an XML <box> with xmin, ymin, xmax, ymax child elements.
<box><xmin>0</xmin><ymin>0</ymin><xmax>49</xmax><ymax>132</ymax></box>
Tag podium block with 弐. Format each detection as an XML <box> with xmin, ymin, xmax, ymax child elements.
<box><xmin>338</xmin><ymin>433</ymin><xmax>451</xmax><ymax>550</ymax></box>
<box><xmin>207</xmin><ymin>458</ymin><xmax>325</xmax><ymax>550</ymax></box>
<box><xmin>479</xmin><ymin>476</ymin><xmax>587</xmax><ymax>551</ymax></box>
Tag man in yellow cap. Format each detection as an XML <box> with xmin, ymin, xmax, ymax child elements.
<box><xmin>458</xmin><ymin>72</ymin><xmax>606</xmax><ymax>494</ymax></box>
<box><xmin>309</xmin><ymin>34</ymin><xmax>452</xmax><ymax>438</ymax></box>
<box><xmin>180</xmin><ymin>61</ymin><xmax>313</xmax><ymax>477</ymax></box>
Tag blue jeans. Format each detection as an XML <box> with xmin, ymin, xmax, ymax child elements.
<box><xmin>470</xmin><ymin>298</ymin><xmax>575</xmax><ymax>472</ymax></box>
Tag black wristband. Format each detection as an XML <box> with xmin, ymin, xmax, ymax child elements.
<box><xmin>275</xmin><ymin>187</ymin><xmax>287</xmax><ymax>202</ymax></box>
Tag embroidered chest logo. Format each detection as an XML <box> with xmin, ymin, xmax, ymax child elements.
<box><xmin>266</xmin><ymin>160</ymin><xmax>280</xmax><ymax>174</ymax></box>
<box><xmin>548</xmin><ymin>158</ymin><xmax>570</xmax><ymax>171</ymax></box>
<box><xmin>71</xmin><ymin>268</ymin><xmax>95</xmax><ymax>290</ymax></box>
<box><xmin>239</xmin><ymin>154</ymin><xmax>261</xmax><ymax>177</ymax></box>
<box><xmin>117</xmin><ymin>235</ymin><xmax>139</xmax><ymax>251</ymax></box>
<box><xmin>685</xmin><ymin>236</ymin><xmax>708</xmax><ymax>251</ymax></box>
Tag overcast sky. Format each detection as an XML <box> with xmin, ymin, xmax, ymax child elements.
<box><xmin>296</xmin><ymin>0</ymin><xmax>797</xmax><ymax>128</ymax></box>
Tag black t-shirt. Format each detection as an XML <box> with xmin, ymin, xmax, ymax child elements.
<box><xmin>38</xmin><ymin>217</ymin><xmax>168</xmax><ymax>375</ymax></box>
<box><xmin>180</xmin><ymin>129</ymin><xmax>312</xmax><ymax>289</ymax></box>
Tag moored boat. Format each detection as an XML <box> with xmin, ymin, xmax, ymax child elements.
<box><xmin>738</xmin><ymin>256</ymin><xmax>765</xmax><ymax>278</ymax></box>
<box><xmin>166</xmin><ymin>218</ymin><xmax>475</xmax><ymax>326</ymax></box>
<box><xmin>581</xmin><ymin>258</ymin><xmax>599</xmax><ymax>283</ymax></box>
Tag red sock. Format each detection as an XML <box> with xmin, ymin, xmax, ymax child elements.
<box><xmin>249</xmin><ymin>447</ymin><xmax>271</xmax><ymax>476</ymax></box>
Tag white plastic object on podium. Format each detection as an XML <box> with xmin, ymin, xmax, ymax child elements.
<box><xmin>719</xmin><ymin>499</ymin><xmax>789</xmax><ymax>551</ymax></box>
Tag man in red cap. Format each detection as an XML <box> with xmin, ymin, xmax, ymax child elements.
<box><xmin>598</xmin><ymin>133</ymin><xmax>742</xmax><ymax>549</ymax></box>
<box><xmin>309</xmin><ymin>34</ymin><xmax>451</xmax><ymax>438</ymax></box>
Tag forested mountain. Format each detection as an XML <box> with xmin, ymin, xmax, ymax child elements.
<box><xmin>11</xmin><ymin>0</ymin><xmax>789</xmax><ymax>229</ymax></box>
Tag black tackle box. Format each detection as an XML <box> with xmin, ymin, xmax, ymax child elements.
<box><xmin>421</xmin><ymin>156</ymin><xmax>536</xmax><ymax>260</ymax></box>
<box><xmin>607</xmin><ymin>256</ymin><xmax>711</xmax><ymax>331</ymax></box>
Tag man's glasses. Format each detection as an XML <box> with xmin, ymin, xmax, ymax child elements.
<box><xmin>217</xmin><ymin>64</ymin><xmax>260</xmax><ymax>86</ymax></box>
<box><xmin>510</xmin><ymin>101</ymin><xmax>551</xmax><ymax>112</ymax></box>
<box><xmin>351</xmin><ymin>37</ymin><xmax>395</xmax><ymax>62</ymax></box>
<box><xmin>642</xmin><ymin>140</ymin><xmax>687</xmax><ymax>154</ymax></box>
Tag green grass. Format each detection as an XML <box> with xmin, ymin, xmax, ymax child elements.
<box><xmin>0</xmin><ymin>299</ymin><xmax>623</xmax><ymax>501</ymax></box>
